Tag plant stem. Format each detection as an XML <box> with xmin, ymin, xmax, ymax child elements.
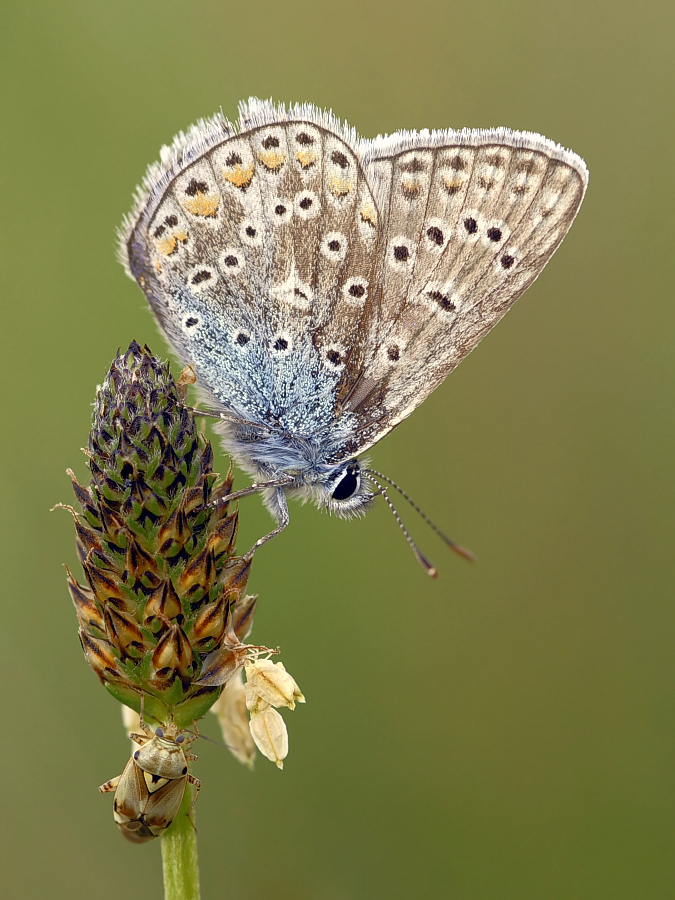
<box><xmin>161</xmin><ymin>787</ymin><xmax>200</xmax><ymax>900</ymax></box>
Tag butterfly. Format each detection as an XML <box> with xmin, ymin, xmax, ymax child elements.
<box><xmin>120</xmin><ymin>98</ymin><xmax>588</xmax><ymax>573</ymax></box>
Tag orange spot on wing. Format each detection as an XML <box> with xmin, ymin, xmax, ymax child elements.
<box><xmin>223</xmin><ymin>163</ymin><xmax>255</xmax><ymax>188</ymax></box>
<box><xmin>157</xmin><ymin>235</ymin><xmax>177</xmax><ymax>256</ymax></box>
<box><xmin>360</xmin><ymin>203</ymin><xmax>376</xmax><ymax>226</ymax></box>
<box><xmin>184</xmin><ymin>195</ymin><xmax>219</xmax><ymax>217</ymax></box>
<box><xmin>296</xmin><ymin>149</ymin><xmax>317</xmax><ymax>169</ymax></box>
<box><xmin>400</xmin><ymin>177</ymin><xmax>422</xmax><ymax>198</ymax></box>
<box><xmin>156</xmin><ymin>230</ymin><xmax>187</xmax><ymax>256</ymax></box>
<box><xmin>328</xmin><ymin>174</ymin><xmax>353</xmax><ymax>197</ymax></box>
<box><xmin>443</xmin><ymin>176</ymin><xmax>466</xmax><ymax>194</ymax></box>
<box><xmin>257</xmin><ymin>150</ymin><xmax>285</xmax><ymax>172</ymax></box>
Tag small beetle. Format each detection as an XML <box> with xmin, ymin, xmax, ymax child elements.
<box><xmin>99</xmin><ymin>711</ymin><xmax>201</xmax><ymax>843</ymax></box>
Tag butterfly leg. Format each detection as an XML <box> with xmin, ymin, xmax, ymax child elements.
<box><xmin>209</xmin><ymin>476</ymin><xmax>293</xmax><ymax>512</ymax></box>
<box><xmin>242</xmin><ymin>487</ymin><xmax>289</xmax><ymax>560</ymax></box>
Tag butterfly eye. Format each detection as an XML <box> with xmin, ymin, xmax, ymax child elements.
<box><xmin>332</xmin><ymin>464</ymin><xmax>360</xmax><ymax>501</ymax></box>
<box><xmin>155</xmin><ymin>727</ymin><xmax>164</xmax><ymax>738</ymax></box>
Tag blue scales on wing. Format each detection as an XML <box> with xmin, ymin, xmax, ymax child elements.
<box><xmin>123</xmin><ymin>101</ymin><xmax>383</xmax><ymax>474</ymax></box>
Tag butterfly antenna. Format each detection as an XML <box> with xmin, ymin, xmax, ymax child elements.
<box><xmin>366</xmin><ymin>474</ymin><xmax>438</xmax><ymax>577</ymax></box>
<box><xmin>364</xmin><ymin>468</ymin><xmax>475</xmax><ymax>563</ymax></box>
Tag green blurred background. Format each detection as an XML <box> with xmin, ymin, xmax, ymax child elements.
<box><xmin>1</xmin><ymin>0</ymin><xmax>673</xmax><ymax>897</ymax></box>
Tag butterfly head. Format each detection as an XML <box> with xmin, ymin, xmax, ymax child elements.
<box><xmin>306</xmin><ymin>459</ymin><xmax>377</xmax><ymax>519</ymax></box>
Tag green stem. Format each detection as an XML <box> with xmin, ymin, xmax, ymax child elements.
<box><xmin>161</xmin><ymin>786</ymin><xmax>200</xmax><ymax>900</ymax></box>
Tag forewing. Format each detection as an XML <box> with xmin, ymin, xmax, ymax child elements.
<box><xmin>343</xmin><ymin>129</ymin><xmax>588</xmax><ymax>452</ymax></box>
<box><xmin>142</xmin><ymin>776</ymin><xmax>187</xmax><ymax>836</ymax></box>
<box><xmin>121</xmin><ymin>100</ymin><xmax>380</xmax><ymax>436</ymax></box>
<box><xmin>112</xmin><ymin>758</ymin><xmax>149</xmax><ymax>825</ymax></box>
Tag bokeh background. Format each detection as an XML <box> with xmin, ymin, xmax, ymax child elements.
<box><xmin>1</xmin><ymin>1</ymin><xmax>673</xmax><ymax>897</ymax></box>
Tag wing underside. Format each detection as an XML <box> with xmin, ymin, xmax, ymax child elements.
<box><xmin>122</xmin><ymin>99</ymin><xmax>587</xmax><ymax>459</ymax></box>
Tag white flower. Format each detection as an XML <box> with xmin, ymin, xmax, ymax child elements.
<box><xmin>210</xmin><ymin>670</ymin><xmax>256</xmax><ymax>768</ymax></box>
<box><xmin>244</xmin><ymin>680</ymin><xmax>271</xmax><ymax>715</ymax></box>
<box><xmin>244</xmin><ymin>658</ymin><xmax>305</xmax><ymax>710</ymax></box>
<box><xmin>249</xmin><ymin>707</ymin><xmax>289</xmax><ymax>769</ymax></box>
<box><xmin>276</xmin><ymin>662</ymin><xmax>306</xmax><ymax>705</ymax></box>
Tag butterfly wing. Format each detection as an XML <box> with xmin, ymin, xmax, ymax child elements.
<box><xmin>121</xmin><ymin>100</ymin><xmax>380</xmax><ymax>446</ymax></box>
<box><xmin>121</xmin><ymin>101</ymin><xmax>587</xmax><ymax>478</ymax></box>
<box><xmin>338</xmin><ymin>129</ymin><xmax>588</xmax><ymax>454</ymax></box>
